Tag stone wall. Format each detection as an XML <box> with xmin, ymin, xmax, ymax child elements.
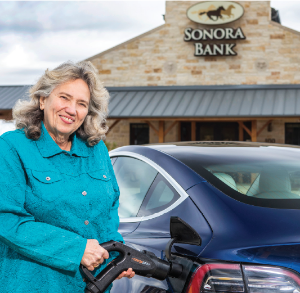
<box><xmin>257</xmin><ymin>118</ymin><xmax>300</xmax><ymax>144</ymax></box>
<box><xmin>87</xmin><ymin>1</ymin><xmax>300</xmax><ymax>147</ymax></box>
<box><xmin>106</xmin><ymin>119</ymin><xmax>130</xmax><ymax>149</ymax></box>
<box><xmin>257</xmin><ymin>119</ymin><xmax>285</xmax><ymax>144</ymax></box>
<box><xmin>86</xmin><ymin>1</ymin><xmax>300</xmax><ymax>87</ymax></box>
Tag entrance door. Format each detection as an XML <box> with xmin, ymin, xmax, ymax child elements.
<box><xmin>196</xmin><ymin>122</ymin><xmax>238</xmax><ymax>141</ymax></box>
<box><xmin>180</xmin><ymin>122</ymin><xmax>252</xmax><ymax>142</ymax></box>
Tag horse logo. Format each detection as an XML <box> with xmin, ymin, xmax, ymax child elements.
<box><xmin>221</xmin><ymin>4</ymin><xmax>236</xmax><ymax>18</ymax></box>
<box><xmin>191</xmin><ymin>4</ymin><xmax>216</xmax><ymax>18</ymax></box>
<box><xmin>187</xmin><ymin>1</ymin><xmax>244</xmax><ymax>25</ymax></box>
<box><xmin>199</xmin><ymin>6</ymin><xmax>226</xmax><ymax>21</ymax></box>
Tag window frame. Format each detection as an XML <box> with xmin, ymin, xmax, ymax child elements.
<box><xmin>110</xmin><ymin>157</ymin><xmax>117</xmax><ymax>165</ymax></box>
<box><xmin>112</xmin><ymin>156</ymin><xmax>158</xmax><ymax>219</ymax></box>
<box><xmin>130</xmin><ymin>123</ymin><xmax>149</xmax><ymax>145</ymax></box>
<box><xmin>137</xmin><ymin>173</ymin><xmax>180</xmax><ymax>217</ymax></box>
<box><xmin>109</xmin><ymin>151</ymin><xmax>189</xmax><ymax>223</ymax></box>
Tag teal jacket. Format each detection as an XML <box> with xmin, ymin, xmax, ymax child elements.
<box><xmin>0</xmin><ymin>122</ymin><xmax>123</xmax><ymax>293</ymax></box>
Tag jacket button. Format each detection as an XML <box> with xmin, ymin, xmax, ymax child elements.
<box><xmin>46</xmin><ymin>177</ymin><xmax>51</xmax><ymax>181</ymax></box>
<box><xmin>84</xmin><ymin>220</ymin><xmax>89</xmax><ymax>225</ymax></box>
<box><xmin>82</xmin><ymin>191</ymin><xmax>87</xmax><ymax>196</ymax></box>
<box><xmin>103</xmin><ymin>175</ymin><xmax>107</xmax><ymax>179</ymax></box>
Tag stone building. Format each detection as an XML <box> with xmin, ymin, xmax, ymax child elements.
<box><xmin>84</xmin><ymin>1</ymin><xmax>300</xmax><ymax>147</ymax></box>
<box><xmin>1</xmin><ymin>1</ymin><xmax>300</xmax><ymax>147</ymax></box>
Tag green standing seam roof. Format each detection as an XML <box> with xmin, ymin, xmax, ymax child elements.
<box><xmin>1</xmin><ymin>84</ymin><xmax>300</xmax><ymax>118</ymax></box>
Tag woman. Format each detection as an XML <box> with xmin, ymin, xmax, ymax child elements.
<box><xmin>0</xmin><ymin>61</ymin><xmax>134</xmax><ymax>292</ymax></box>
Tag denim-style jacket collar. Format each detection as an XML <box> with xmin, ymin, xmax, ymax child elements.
<box><xmin>36</xmin><ymin>121</ymin><xmax>89</xmax><ymax>158</ymax></box>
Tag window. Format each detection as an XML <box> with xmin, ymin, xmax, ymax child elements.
<box><xmin>138</xmin><ymin>174</ymin><xmax>180</xmax><ymax>217</ymax></box>
<box><xmin>286</xmin><ymin>123</ymin><xmax>300</xmax><ymax>145</ymax></box>
<box><xmin>112</xmin><ymin>156</ymin><xmax>158</xmax><ymax>218</ymax></box>
<box><xmin>166</xmin><ymin>146</ymin><xmax>300</xmax><ymax>209</ymax></box>
<box><xmin>180</xmin><ymin>122</ymin><xmax>191</xmax><ymax>141</ymax></box>
<box><xmin>193</xmin><ymin>160</ymin><xmax>300</xmax><ymax>199</ymax></box>
<box><xmin>180</xmin><ymin>122</ymin><xmax>252</xmax><ymax>142</ymax></box>
<box><xmin>196</xmin><ymin>122</ymin><xmax>239</xmax><ymax>141</ymax></box>
<box><xmin>130</xmin><ymin>123</ymin><xmax>149</xmax><ymax>145</ymax></box>
<box><xmin>110</xmin><ymin>157</ymin><xmax>117</xmax><ymax>165</ymax></box>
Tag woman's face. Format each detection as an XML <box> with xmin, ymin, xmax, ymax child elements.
<box><xmin>40</xmin><ymin>79</ymin><xmax>90</xmax><ymax>140</ymax></box>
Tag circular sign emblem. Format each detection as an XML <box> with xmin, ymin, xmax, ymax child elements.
<box><xmin>187</xmin><ymin>1</ymin><xmax>244</xmax><ymax>25</ymax></box>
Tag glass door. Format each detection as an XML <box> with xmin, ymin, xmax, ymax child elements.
<box><xmin>196</xmin><ymin>122</ymin><xmax>239</xmax><ymax>141</ymax></box>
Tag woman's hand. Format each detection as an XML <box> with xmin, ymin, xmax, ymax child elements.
<box><xmin>81</xmin><ymin>239</ymin><xmax>109</xmax><ymax>271</ymax></box>
<box><xmin>116</xmin><ymin>268</ymin><xmax>135</xmax><ymax>280</ymax></box>
<box><xmin>81</xmin><ymin>239</ymin><xmax>135</xmax><ymax>279</ymax></box>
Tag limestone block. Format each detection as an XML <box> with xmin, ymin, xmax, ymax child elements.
<box><xmin>270</xmin><ymin>34</ymin><xmax>285</xmax><ymax>39</ymax></box>
<box><xmin>147</xmin><ymin>76</ymin><xmax>161</xmax><ymax>81</ymax></box>
<box><xmin>191</xmin><ymin>70</ymin><xmax>202</xmax><ymax>75</ymax></box>
<box><xmin>257</xmin><ymin>11</ymin><xmax>269</xmax><ymax>17</ymax></box>
<box><xmin>245</xmin><ymin>76</ymin><xmax>260</xmax><ymax>84</ymax></box>
<box><xmin>166</xmin><ymin>80</ymin><xmax>177</xmax><ymax>85</ymax></box>
<box><xmin>281</xmin><ymin>74</ymin><xmax>295</xmax><ymax>80</ymax></box>
<box><xmin>186</xmin><ymin>59</ymin><xmax>198</xmax><ymax>63</ymax></box>
<box><xmin>99</xmin><ymin>70</ymin><xmax>111</xmax><ymax>74</ymax></box>
<box><xmin>266</xmin><ymin>75</ymin><xmax>280</xmax><ymax>80</ymax></box>
<box><xmin>127</xmin><ymin>43</ymin><xmax>139</xmax><ymax>50</ymax></box>
<box><xmin>247</xmin><ymin>19</ymin><xmax>259</xmax><ymax>25</ymax></box>
<box><xmin>229</xmin><ymin>64</ymin><xmax>241</xmax><ymax>70</ymax></box>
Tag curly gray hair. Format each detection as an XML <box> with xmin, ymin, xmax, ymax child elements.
<box><xmin>13</xmin><ymin>60</ymin><xmax>109</xmax><ymax>146</ymax></box>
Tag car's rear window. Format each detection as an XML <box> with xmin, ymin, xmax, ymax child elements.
<box><xmin>163</xmin><ymin>145</ymin><xmax>300</xmax><ymax>208</ymax></box>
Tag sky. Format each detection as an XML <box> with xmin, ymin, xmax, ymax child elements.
<box><xmin>0</xmin><ymin>1</ymin><xmax>299</xmax><ymax>86</ymax></box>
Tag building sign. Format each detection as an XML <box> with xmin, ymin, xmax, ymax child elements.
<box><xmin>187</xmin><ymin>1</ymin><xmax>244</xmax><ymax>25</ymax></box>
<box><xmin>184</xmin><ymin>1</ymin><xmax>246</xmax><ymax>56</ymax></box>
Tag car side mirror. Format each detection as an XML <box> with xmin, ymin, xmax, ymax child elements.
<box><xmin>165</xmin><ymin>216</ymin><xmax>202</xmax><ymax>260</ymax></box>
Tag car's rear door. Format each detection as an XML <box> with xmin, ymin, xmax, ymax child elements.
<box><xmin>110</xmin><ymin>151</ymin><xmax>212</xmax><ymax>293</ymax></box>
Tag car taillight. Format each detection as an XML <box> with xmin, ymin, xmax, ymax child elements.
<box><xmin>243</xmin><ymin>265</ymin><xmax>300</xmax><ymax>293</ymax></box>
<box><xmin>187</xmin><ymin>263</ymin><xmax>300</xmax><ymax>293</ymax></box>
<box><xmin>187</xmin><ymin>263</ymin><xmax>244</xmax><ymax>293</ymax></box>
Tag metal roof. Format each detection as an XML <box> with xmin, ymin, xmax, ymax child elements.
<box><xmin>2</xmin><ymin>84</ymin><xmax>300</xmax><ymax>118</ymax></box>
<box><xmin>108</xmin><ymin>85</ymin><xmax>300</xmax><ymax>118</ymax></box>
<box><xmin>0</xmin><ymin>85</ymin><xmax>30</xmax><ymax>109</ymax></box>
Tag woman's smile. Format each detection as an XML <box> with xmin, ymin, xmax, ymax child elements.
<box><xmin>59</xmin><ymin>115</ymin><xmax>75</xmax><ymax>124</ymax></box>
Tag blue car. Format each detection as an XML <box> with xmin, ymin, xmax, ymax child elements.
<box><xmin>109</xmin><ymin>141</ymin><xmax>300</xmax><ymax>293</ymax></box>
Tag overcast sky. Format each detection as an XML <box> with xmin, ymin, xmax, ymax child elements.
<box><xmin>0</xmin><ymin>1</ymin><xmax>299</xmax><ymax>86</ymax></box>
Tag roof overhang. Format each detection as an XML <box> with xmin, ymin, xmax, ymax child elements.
<box><xmin>107</xmin><ymin>84</ymin><xmax>300</xmax><ymax>119</ymax></box>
